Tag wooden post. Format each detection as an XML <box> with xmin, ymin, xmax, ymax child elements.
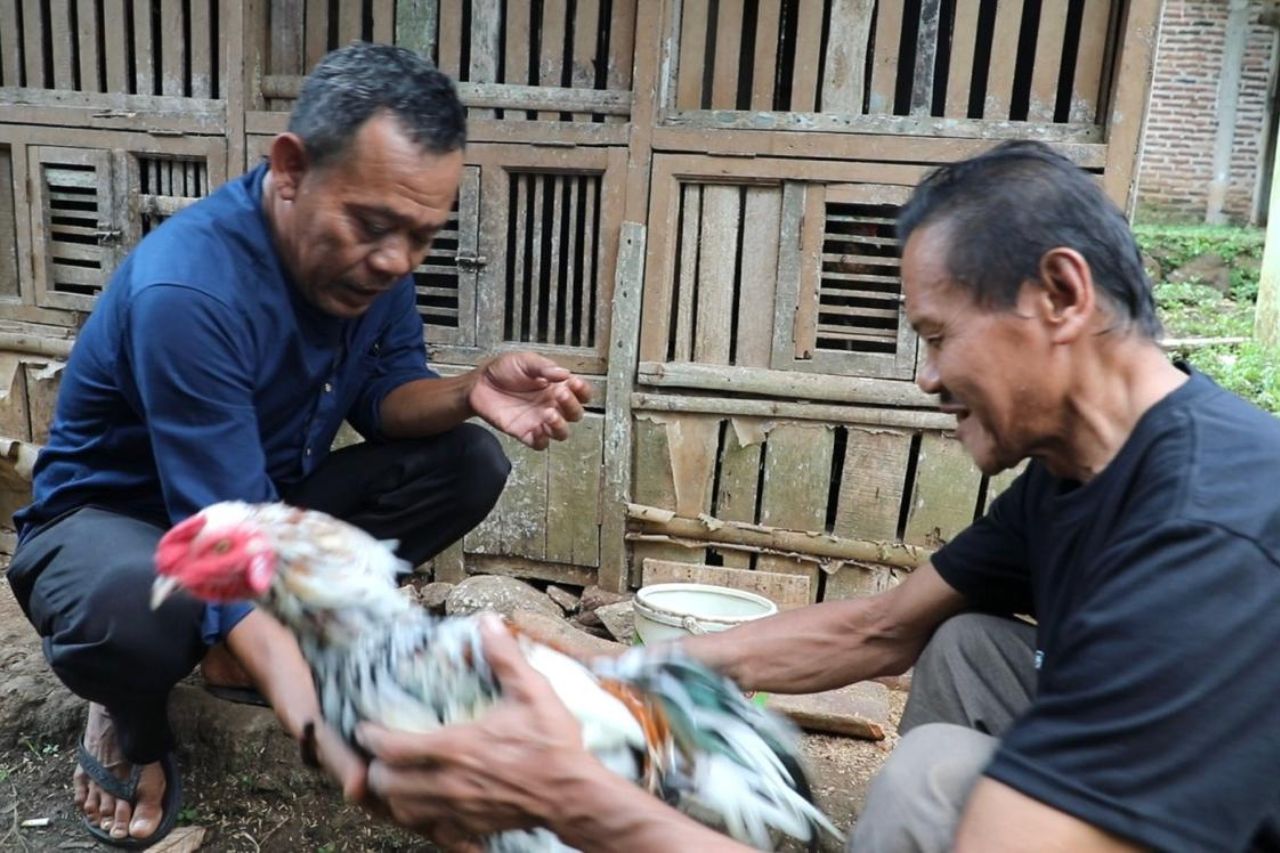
<box><xmin>1256</xmin><ymin>135</ymin><xmax>1280</xmax><ymax>346</ymax></box>
<box><xmin>1207</xmin><ymin>0</ymin><xmax>1250</xmax><ymax>225</ymax></box>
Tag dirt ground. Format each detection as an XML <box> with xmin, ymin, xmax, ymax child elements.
<box><xmin>0</xmin><ymin>577</ymin><xmax>902</xmax><ymax>852</ymax></box>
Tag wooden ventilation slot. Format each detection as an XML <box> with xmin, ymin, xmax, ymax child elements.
<box><xmin>504</xmin><ymin>171</ymin><xmax>601</xmax><ymax>348</ymax></box>
<box><xmin>137</xmin><ymin>156</ymin><xmax>210</xmax><ymax>236</ymax></box>
<box><xmin>818</xmin><ymin>200</ymin><xmax>901</xmax><ymax>354</ymax></box>
<box><xmin>40</xmin><ymin>160</ymin><xmax>109</xmax><ymax>298</ymax></box>
<box><xmin>415</xmin><ymin>200</ymin><xmax>462</xmax><ymax>330</ymax></box>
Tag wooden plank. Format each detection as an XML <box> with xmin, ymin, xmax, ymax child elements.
<box><xmin>599</xmin><ymin>221</ymin><xmax>647</xmax><ymax>592</ymax></box>
<box><xmin>24</xmin><ymin>361</ymin><xmax>61</xmax><ymax>445</ymax></box>
<box><xmin>903</xmin><ymin>432</ymin><xmax>982</xmax><ymax>547</ymax></box>
<box><xmin>1027</xmin><ymin>0</ymin><xmax>1068</xmax><ymax>122</ymax></box>
<box><xmin>1102</xmin><ymin>0</ymin><xmax>1161</xmax><ymax>215</ymax></box>
<box><xmin>22</xmin><ymin>0</ymin><xmax>44</xmax><ymax>88</ymax></box>
<box><xmin>756</xmin><ymin>422</ymin><xmax>833</xmax><ymax>591</ymax></box>
<box><xmin>571</xmin><ymin>0</ymin><xmax>600</xmax><ymax>88</ymax></box>
<box><xmin>710</xmin><ymin>0</ymin><xmax>742</xmax><ymax>109</ymax></box>
<box><xmin>639</xmin><ymin>360</ymin><xmax>936</xmax><ymax>407</ymax></box>
<box><xmin>189</xmin><ymin>0</ymin><xmax>212</xmax><ymax>96</ymax></box>
<box><xmin>713</xmin><ymin>417</ymin><xmax>763</xmax><ymax>567</ymax></box>
<box><xmin>693</xmin><ymin>185</ymin><xmax>738</xmax><ymax>365</ymax></box>
<box><xmin>672</xmin><ymin>182</ymin><xmax>700</xmax><ymax>361</ymax></box>
<box><xmin>338</xmin><ymin>0</ymin><xmax>362</xmax><ymax>44</ymax></box>
<box><xmin>822</xmin><ymin>0</ymin><xmax>873</xmax><ymax>114</ymax></box>
<box><xmin>372</xmin><ymin>0</ymin><xmax>394</xmax><ymax>43</ymax></box>
<box><xmin>750</xmin><ymin>0</ymin><xmax>781</xmax><ymax>110</ymax></box>
<box><xmin>546</xmin><ymin>175</ymin><xmax>564</xmax><ymax>343</ymax></box>
<box><xmin>160</xmin><ymin>0</ymin><xmax>185</xmax><ymax>95</ymax></box>
<box><xmin>0</xmin><ymin>148</ymin><xmax>19</xmax><ymax>299</ymax></box>
<box><xmin>539</xmin><ymin>0</ymin><xmax>568</xmax><ymax>117</ymax></box>
<box><xmin>437</xmin><ymin>0</ymin><xmax>462</xmax><ymax>78</ymax></box>
<box><xmin>823</xmin><ymin>562</ymin><xmax>902</xmax><ymax>599</ymax></box>
<box><xmin>0</xmin><ymin>356</ymin><xmax>32</xmax><ymax>441</ymax></box>
<box><xmin>632</xmin><ymin>415</ymin><xmax>701</xmax><ymax>565</ymax></box>
<box><xmin>224</xmin><ymin>0</ymin><xmax>249</xmax><ymax>171</ymax></box>
<box><xmin>271</xmin><ymin>0</ymin><xmax>305</xmax><ymax>74</ymax></box>
<box><xmin>468</xmin><ymin>0</ymin><xmax>500</xmax><ymax>118</ymax></box>
<box><xmin>832</xmin><ymin>428</ymin><xmax>911</xmax><ymax>540</ymax></box>
<box><xmin>504</xmin><ymin>0</ymin><xmax>531</xmax><ymax>89</ymax></box>
<box><xmin>100</xmin><ymin>0</ymin><xmax>128</xmax><ymax>93</ymax></box>
<box><xmin>395</xmin><ymin>0</ymin><xmax>438</xmax><ymax>60</ymax></box>
<box><xmin>982</xmin><ymin>0</ymin><xmax>1025</xmax><ymax>119</ymax></box>
<box><xmin>1070</xmin><ymin>0</ymin><xmax>1111</xmax><ymax>124</ymax></box>
<box><xmin>528</xmin><ymin>174</ymin><xmax>545</xmax><ymax>341</ymax></box>
<box><xmin>49</xmin><ymin>0</ymin><xmax>75</xmax><ymax>90</ymax></box>
<box><xmin>580</xmin><ymin>171</ymin><xmax>599</xmax><ymax>346</ymax></box>
<box><xmin>867</xmin><ymin>0</ymin><xmax>903</xmax><ymax>114</ymax></box>
<box><xmin>676</xmin><ymin>0</ymin><xmax>708</xmax><ymax>110</ymax></box>
<box><xmin>546</xmin><ymin>412</ymin><xmax>604</xmax><ymax>567</ymax></box>
<box><xmin>792</xmin><ymin>182</ymin><xmax>826</xmax><ymax>360</ymax></box>
<box><xmin>734</xmin><ymin>186</ymin><xmax>781</xmax><ymax>367</ymax></box>
<box><xmin>770</xmin><ymin>180</ymin><xmax>805</xmax><ymax>369</ymax></box>
<box><xmin>632</xmin><ymin>393</ymin><xmax>957</xmax><ymax>430</ymax></box>
<box><xmin>133</xmin><ymin>0</ymin><xmax>154</xmax><ymax>94</ymax></box>
<box><xmin>642</xmin><ymin>559</ymin><xmax>812</xmax><ymax>610</ymax></box>
<box><xmin>945</xmin><ymin>0</ymin><xmax>980</xmax><ymax>117</ymax></box>
<box><xmin>0</xmin><ymin>0</ymin><xmax>21</xmax><ymax>87</ymax></box>
<box><xmin>464</xmin><ymin>430</ymin><xmax>547</xmax><ymax>560</ymax></box>
<box><xmin>563</xmin><ymin>176</ymin><xmax>582</xmax><ymax>347</ymax></box>
<box><xmin>663</xmin><ymin>414</ymin><xmax>719</xmax><ymax>518</ymax></box>
<box><xmin>467</xmin><ymin>554</ymin><xmax>596</xmax><ymax>588</ymax></box>
<box><xmin>789</xmin><ymin>0</ymin><xmax>824</xmax><ymax>113</ymax></box>
<box><xmin>607</xmin><ymin>0</ymin><xmax>636</xmax><ymax>90</ymax></box>
<box><xmin>910</xmin><ymin>0</ymin><xmax>942</xmax><ymax>115</ymax></box>
<box><xmin>510</xmin><ymin>173</ymin><xmax>528</xmax><ymax>343</ymax></box>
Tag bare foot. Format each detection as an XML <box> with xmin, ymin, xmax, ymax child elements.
<box><xmin>75</xmin><ymin>703</ymin><xmax>167</xmax><ymax>842</ymax></box>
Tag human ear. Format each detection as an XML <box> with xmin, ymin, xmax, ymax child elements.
<box><xmin>1035</xmin><ymin>247</ymin><xmax>1095</xmax><ymax>344</ymax></box>
<box><xmin>267</xmin><ymin>133</ymin><xmax>310</xmax><ymax>202</ymax></box>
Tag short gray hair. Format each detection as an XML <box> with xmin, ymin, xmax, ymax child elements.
<box><xmin>288</xmin><ymin>42</ymin><xmax>467</xmax><ymax>167</ymax></box>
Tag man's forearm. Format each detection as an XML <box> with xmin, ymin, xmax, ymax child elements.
<box><xmin>225</xmin><ymin>610</ymin><xmax>320</xmax><ymax>739</ymax></box>
<box><xmin>379</xmin><ymin>371</ymin><xmax>480</xmax><ymax>439</ymax></box>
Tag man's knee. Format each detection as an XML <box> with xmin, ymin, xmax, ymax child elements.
<box><xmin>454</xmin><ymin>423</ymin><xmax>511</xmax><ymax>521</ymax></box>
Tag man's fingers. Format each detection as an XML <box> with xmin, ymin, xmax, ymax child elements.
<box><xmin>357</xmin><ymin>723</ymin><xmax>455</xmax><ymax>767</ymax></box>
<box><xmin>312</xmin><ymin>723</ymin><xmax>369</xmax><ymax>802</ymax></box>
<box><xmin>477</xmin><ymin>614</ymin><xmax>554</xmax><ymax>704</ymax></box>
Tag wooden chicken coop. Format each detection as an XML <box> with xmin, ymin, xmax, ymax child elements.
<box><xmin>0</xmin><ymin>0</ymin><xmax>1162</xmax><ymax>597</ymax></box>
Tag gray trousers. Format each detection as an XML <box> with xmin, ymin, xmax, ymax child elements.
<box><xmin>849</xmin><ymin>613</ymin><xmax>1038</xmax><ymax>853</ymax></box>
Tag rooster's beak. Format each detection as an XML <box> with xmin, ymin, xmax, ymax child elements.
<box><xmin>150</xmin><ymin>575</ymin><xmax>181</xmax><ymax>610</ymax></box>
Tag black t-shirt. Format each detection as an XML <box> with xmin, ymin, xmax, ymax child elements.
<box><xmin>933</xmin><ymin>368</ymin><xmax>1280</xmax><ymax>852</ymax></box>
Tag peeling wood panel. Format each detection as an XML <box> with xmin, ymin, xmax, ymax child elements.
<box><xmin>546</xmin><ymin>412</ymin><xmax>603</xmax><ymax>566</ymax></box>
<box><xmin>23</xmin><ymin>360</ymin><xmax>62</xmax><ymax>444</ymax></box>
<box><xmin>395</xmin><ymin>0</ymin><xmax>438</xmax><ymax>60</ymax></box>
<box><xmin>824</xmin><ymin>564</ymin><xmax>902</xmax><ymax>600</ymax></box>
<box><xmin>304</xmin><ymin>0</ymin><xmax>330</xmax><ymax>69</ymax></box>
<box><xmin>1028</xmin><ymin>0</ymin><xmax>1069</xmax><ymax>123</ymax></box>
<box><xmin>757</xmin><ymin>422</ymin><xmax>834</xmax><ymax>592</ymax></box>
<box><xmin>676</xmin><ymin>0</ymin><xmax>708</xmax><ymax>109</ymax></box>
<box><xmin>469</xmin><ymin>0</ymin><xmax>501</xmax><ymax>119</ymax></box>
<box><xmin>1070</xmin><ymin>0</ymin><xmax>1111</xmax><ymax>124</ymax></box>
<box><xmin>789</xmin><ymin>0</ymin><xmax>824</xmax><ymax>113</ymax></box>
<box><xmin>734</xmin><ymin>186</ymin><xmax>781</xmax><ymax>368</ymax></box>
<box><xmin>672</xmin><ymin>182</ymin><xmax>700</xmax><ymax>361</ymax></box>
<box><xmin>437</xmin><ymin>0</ymin><xmax>463</xmax><ymax>79</ymax></box>
<box><xmin>693</xmin><ymin>185</ymin><xmax>738</xmax><ymax>365</ymax></box>
<box><xmin>904</xmin><ymin>432</ymin><xmax>982</xmax><ymax>548</ymax></box>
<box><xmin>608</xmin><ymin>0</ymin><xmax>637</xmax><ymax>91</ymax></box>
<box><xmin>632</xmin><ymin>415</ymin><xmax>701</xmax><ymax>565</ymax></box>
<box><xmin>0</xmin><ymin>356</ymin><xmax>31</xmax><ymax>441</ymax></box>
<box><xmin>713</xmin><ymin>418</ymin><xmax>763</xmax><ymax>567</ymax></box>
<box><xmin>642</xmin><ymin>559</ymin><xmax>812</xmax><ymax>610</ymax></box>
<box><xmin>710</xmin><ymin>0</ymin><xmax>742</xmax><ymax>109</ymax></box>
<box><xmin>50</xmin><ymin>0</ymin><xmax>75</xmax><ymax>90</ymax></box>
<box><xmin>464</xmin><ymin>430</ymin><xmax>548</xmax><ymax>560</ymax></box>
<box><xmin>833</xmin><ymin>428</ymin><xmax>912</xmax><ymax>541</ymax></box>
<box><xmin>867</xmin><ymin>0</ymin><xmax>903</xmax><ymax>114</ymax></box>
<box><xmin>538</xmin><ymin>0</ymin><xmax>568</xmax><ymax>118</ymax></box>
<box><xmin>982</xmin><ymin>0</ymin><xmax>1025</xmax><ymax>119</ymax></box>
<box><xmin>751</xmin><ymin>0</ymin><xmax>782</xmax><ymax>110</ymax></box>
<box><xmin>944</xmin><ymin>0</ymin><xmax>980</xmax><ymax>117</ymax></box>
<box><xmin>822</xmin><ymin>0</ymin><xmax>873</xmax><ymax>114</ymax></box>
<box><xmin>665</xmin><ymin>414</ymin><xmax>719</xmax><ymax>518</ymax></box>
<box><xmin>910</xmin><ymin>0</ymin><xmax>941</xmax><ymax>116</ymax></box>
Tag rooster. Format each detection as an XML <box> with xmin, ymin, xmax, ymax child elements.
<box><xmin>151</xmin><ymin>501</ymin><xmax>839</xmax><ymax>852</ymax></box>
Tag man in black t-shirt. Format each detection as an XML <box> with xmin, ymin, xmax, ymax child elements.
<box><xmin>334</xmin><ymin>142</ymin><xmax>1280</xmax><ymax>852</ymax></box>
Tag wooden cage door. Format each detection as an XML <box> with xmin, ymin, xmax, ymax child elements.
<box><xmin>419</xmin><ymin>165</ymin><xmax>481</xmax><ymax>350</ymax></box>
<box><xmin>28</xmin><ymin>146</ymin><xmax>119</xmax><ymax>313</ymax></box>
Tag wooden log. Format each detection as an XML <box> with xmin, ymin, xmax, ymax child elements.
<box><xmin>630</xmin><ymin>392</ymin><xmax>957</xmax><ymax>429</ymax></box>
<box><xmin>626</xmin><ymin>503</ymin><xmax>932</xmax><ymax>568</ymax></box>
<box><xmin>641</xmin><ymin>558</ymin><xmax>812</xmax><ymax>610</ymax></box>
<box><xmin>663</xmin><ymin>107</ymin><xmax>1103</xmax><ymax>141</ymax></box>
<box><xmin>637</xmin><ymin>361</ymin><xmax>936</xmax><ymax>407</ymax></box>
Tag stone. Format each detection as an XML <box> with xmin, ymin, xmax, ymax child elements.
<box><xmin>445</xmin><ymin>575</ymin><xmax>562</xmax><ymax>620</ymax></box>
<box><xmin>1170</xmin><ymin>251</ymin><xmax>1231</xmax><ymax>295</ymax></box>
<box><xmin>580</xmin><ymin>584</ymin><xmax>629</xmax><ymax>613</ymax></box>
<box><xmin>593</xmin><ymin>600</ymin><xmax>636</xmax><ymax>645</ymax></box>
<box><xmin>0</xmin><ymin>583</ymin><xmax>85</xmax><ymax>749</ymax></box>
<box><xmin>507</xmin><ymin>610</ymin><xmax>626</xmax><ymax>660</ymax></box>
<box><xmin>765</xmin><ymin>681</ymin><xmax>892</xmax><ymax>741</ymax></box>
<box><xmin>1141</xmin><ymin>250</ymin><xmax>1163</xmax><ymax>284</ymax></box>
<box><xmin>546</xmin><ymin>584</ymin><xmax>581</xmax><ymax>614</ymax></box>
<box><xmin>417</xmin><ymin>581</ymin><xmax>454</xmax><ymax>615</ymax></box>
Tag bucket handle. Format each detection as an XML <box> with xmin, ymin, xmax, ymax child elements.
<box><xmin>681</xmin><ymin>615</ymin><xmax>708</xmax><ymax>635</ymax></box>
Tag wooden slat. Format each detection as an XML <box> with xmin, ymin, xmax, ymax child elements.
<box><xmin>572</xmin><ymin>0</ymin><xmax>600</xmax><ymax>88</ymax></box>
<box><xmin>757</xmin><ymin>422</ymin><xmax>833</xmax><ymax>593</ymax></box>
<box><xmin>0</xmin><ymin>0</ymin><xmax>21</xmax><ymax>87</ymax></box>
<box><xmin>468</xmin><ymin>0</ymin><xmax>501</xmax><ymax>118</ymax></box>
<box><xmin>102</xmin><ymin>0</ymin><xmax>127</xmax><ymax>92</ymax></box>
<box><xmin>395</xmin><ymin>0</ymin><xmax>438</xmax><ymax>60</ymax></box>
<box><xmin>945</xmin><ymin>0</ymin><xmax>980</xmax><ymax>117</ymax></box>
<box><xmin>904</xmin><ymin>432</ymin><xmax>983</xmax><ymax>547</ymax></box>
<box><xmin>504</xmin><ymin>0</ymin><xmax>531</xmax><ymax>89</ymax></box>
<box><xmin>672</xmin><ymin>183</ymin><xmax>700</xmax><ymax>361</ymax></box>
<box><xmin>546</xmin><ymin>175</ymin><xmax>564</xmax><ymax>343</ymax></box>
<box><xmin>910</xmin><ymin>0</ymin><xmax>942</xmax><ymax>115</ymax></box>
<box><xmin>564</xmin><ymin>177</ymin><xmax>582</xmax><ymax>346</ymax></box>
<box><xmin>338</xmin><ymin>0</ymin><xmax>362</xmax><ymax>44</ymax></box>
<box><xmin>982</xmin><ymin>0</ymin><xmax>1025</xmax><ymax>119</ymax></box>
<box><xmin>789</xmin><ymin>0</ymin><xmax>824</xmax><ymax>112</ymax></box>
<box><xmin>867</xmin><ymin>0</ymin><xmax>903</xmax><ymax>114</ymax></box>
<box><xmin>50</xmin><ymin>0</ymin><xmax>75</xmax><ymax>89</ymax></box>
<box><xmin>580</xmin><ymin>176</ymin><xmax>598</xmax><ymax>346</ymax></box>
<box><xmin>160</xmin><ymin>0</ymin><xmax>185</xmax><ymax>95</ymax></box>
<box><xmin>1070</xmin><ymin>0</ymin><xmax>1112</xmax><ymax>123</ymax></box>
<box><xmin>694</xmin><ymin>185</ymin><xmax>739</xmax><ymax>365</ymax></box>
<box><xmin>0</xmin><ymin>149</ymin><xmax>19</xmax><ymax>298</ymax></box>
<box><xmin>833</xmin><ymin>428</ymin><xmax>912</xmax><ymax>540</ymax></box>
<box><xmin>1102</xmin><ymin>0</ymin><xmax>1161</xmax><ymax>210</ymax></box>
<box><xmin>436</xmin><ymin>0</ymin><xmax>462</xmax><ymax>78</ymax></box>
<box><xmin>22</xmin><ymin>0</ymin><xmax>45</xmax><ymax>88</ymax></box>
<box><xmin>643</xmin><ymin>559</ymin><xmax>812</xmax><ymax>611</ymax></box>
<box><xmin>189</xmin><ymin>0</ymin><xmax>212</xmax><ymax>96</ymax></box>
<box><xmin>546</xmin><ymin>413</ymin><xmax>603</xmax><ymax>566</ymax></box>
<box><xmin>632</xmin><ymin>415</ymin><xmax>702</xmax><ymax>565</ymax></box>
<box><xmin>1027</xmin><ymin>0</ymin><xmax>1068</xmax><ymax>122</ymax></box>
<box><xmin>133</xmin><ymin>0</ymin><xmax>155</xmax><ymax>94</ymax></box>
<box><xmin>710</xmin><ymin>0</ymin><xmax>742</xmax><ymax>109</ymax></box>
<box><xmin>271</xmin><ymin>0</ymin><xmax>306</xmax><ymax>74</ymax></box>
<box><xmin>822</xmin><ymin>0</ymin><xmax>873</xmax><ymax>114</ymax></box>
<box><xmin>510</xmin><ymin>173</ymin><xmax>528</xmax><ymax>342</ymax></box>
<box><xmin>539</xmin><ymin>0</ymin><xmax>567</xmax><ymax>118</ymax></box>
<box><xmin>713</xmin><ymin>418</ymin><xmax>763</xmax><ymax>567</ymax></box>
<box><xmin>792</xmin><ymin>183</ymin><xmax>826</xmax><ymax>359</ymax></box>
<box><xmin>750</xmin><ymin>0</ymin><xmax>781</xmax><ymax>110</ymax></box>
<box><xmin>607</xmin><ymin>0</ymin><xmax>636</xmax><ymax>90</ymax></box>
<box><xmin>528</xmin><ymin>175</ymin><xmax>545</xmax><ymax>341</ymax></box>
<box><xmin>676</xmin><ymin>0</ymin><xmax>708</xmax><ymax>109</ymax></box>
<box><xmin>735</xmin><ymin>186</ymin><xmax>781</xmax><ymax>367</ymax></box>
<box><xmin>372</xmin><ymin>0</ymin><xmax>394</xmax><ymax>43</ymax></box>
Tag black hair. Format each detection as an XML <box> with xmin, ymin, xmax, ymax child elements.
<box><xmin>896</xmin><ymin>140</ymin><xmax>1161</xmax><ymax>339</ymax></box>
<box><xmin>287</xmin><ymin>42</ymin><xmax>467</xmax><ymax>167</ymax></box>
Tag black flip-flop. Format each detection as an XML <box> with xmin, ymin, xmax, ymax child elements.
<box><xmin>77</xmin><ymin>742</ymin><xmax>182</xmax><ymax>849</ymax></box>
<box><xmin>203</xmin><ymin>683</ymin><xmax>270</xmax><ymax>707</ymax></box>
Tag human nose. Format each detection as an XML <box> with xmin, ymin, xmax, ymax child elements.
<box><xmin>369</xmin><ymin>234</ymin><xmax>414</xmax><ymax>278</ymax></box>
<box><xmin>917</xmin><ymin>352</ymin><xmax>942</xmax><ymax>396</ymax></box>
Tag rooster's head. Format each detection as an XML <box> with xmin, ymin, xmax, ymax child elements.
<box><xmin>152</xmin><ymin>503</ymin><xmax>278</xmax><ymax>608</ymax></box>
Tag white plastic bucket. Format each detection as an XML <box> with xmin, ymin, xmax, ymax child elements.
<box><xmin>632</xmin><ymin>583</ymin><xmax>779</xmax><ymax>645</ymax></box>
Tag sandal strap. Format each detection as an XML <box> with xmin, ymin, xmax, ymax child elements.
<box><xmin>77</xmin><ymin>741</ymin><xmax>141</xmax><ymax>802</ymax></box>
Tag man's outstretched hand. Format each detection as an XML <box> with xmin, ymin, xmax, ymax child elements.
<box><xmin>469</xmin><ymin>353</ymin><xmax>590</xmax><ymax>450</ymax></box>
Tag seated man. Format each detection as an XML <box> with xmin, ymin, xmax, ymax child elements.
<box><xmin>5</xmin><ymin>42</ymin><xmax>588</xmax><ymax>848</ymax></box>
<box><xmin>353</xmin><ymin>142</ymin><xmax>1280</xmax><ymax>852</ymax></box>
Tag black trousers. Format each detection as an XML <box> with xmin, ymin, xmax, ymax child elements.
<box><xmin>5</xmin><ymin>425</ymin><xmax>509</xmax><ymax>764</ymax></box>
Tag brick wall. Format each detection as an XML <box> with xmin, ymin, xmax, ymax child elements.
<box><xmin>1137</xmin><ymin>0</ymin><xmax>1278</xmax><ymax>224</ymax></box>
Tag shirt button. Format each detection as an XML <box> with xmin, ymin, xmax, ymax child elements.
<box><xmin>305</xmin><ymin>447</ymin><xmax>312</xmax><ymax>456</ymax></box>
<box><xmin>324</xmin><ymin>383</ymin><xmax>332</xmax><ymax>393</ymax></box>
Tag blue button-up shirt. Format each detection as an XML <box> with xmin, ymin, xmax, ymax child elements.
<box><xmin>16</xmin><ymin>164</ymin><xmax>435</xmax><ymax>639</ymax></box>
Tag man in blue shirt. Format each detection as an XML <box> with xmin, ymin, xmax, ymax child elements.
<box><xmin>6</xmin><ymin>42</ymin><xmax>589</xmax><ymax>847</ymax></box>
